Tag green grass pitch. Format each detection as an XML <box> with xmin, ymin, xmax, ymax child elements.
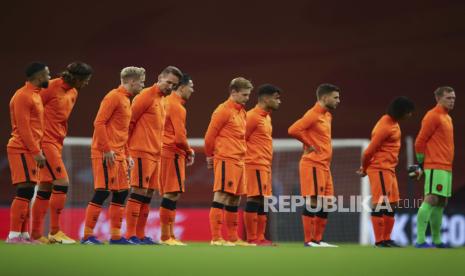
<box><xmin>0</xmin><ymin>242</ymin><xmax>464</xmax><ymax>276</ymax></box>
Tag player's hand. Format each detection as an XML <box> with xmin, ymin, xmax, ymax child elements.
<box><xmin>356</xmin><ymin>167</ymin><xmax>367</xmax><ymax>177</ymax></box>
<box><xmin>34</xmin><ymin>151</ymin><xmax>46</xmax><ymax>168</ymax></box>
<box><xmin>304</xmin><ymin>145</ymin><xmax>317</xmax><ymax>155</ymax></box>
<box><xmin>206</xmin><ymin>156</ymin><xmax>214</xmax><ymax>169</ymax></box>
<box><xmin>104</xmin><ymin>151</ymin><xmax>116</xmax><ymax>167</ymax></box>
<box><xmin>186</xmin><ymin>150</ymin><xmax>195</xmax><ymax>167</ymax></box>
<box><xmin>408</xmin><ymin>164</ymin><xmax>423</xmax><ymax>180</ymax></box>
<box><xmin>126</xmin><ymin>156</ymin><xmax>134</xmax><ymax>169</ymax></box>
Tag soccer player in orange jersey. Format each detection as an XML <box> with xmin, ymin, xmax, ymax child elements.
<box><xmin>6</xmin><ymin>62</ymin><xmax>50</xmax><ymax>244</ymax></box>
<box><xmin>124</xmin><ymin>66</ymin><xmax>182</xmax><ymax>245</ymax></box>
<box><xmin>31</xmin><ymin>62</ymin><xmax>93</xmax><ymax>244</ymax></box>
<box><xmin>414</xmin><ymin>87</ymin><xmax>455</xmax><ymax>248</ymax></box>
<box><xmin>81</xmin><ymin>67</ymin><xmax>146</xmax><ymax>245</ymax></box>
<box><xmin>356</xmin><ymin>97</ymin><xmax>414</xmax><ymax>247</ymax></box>
<box><xmin>288</xmin><ymin>83</ymin><xmax>340</xmax><ymax>247</ymax></box>
<box><xmin>205</xmin><ymin>77</ymin><xmax>253</xmax><ymax>246</ymax></box>
<box><xmin>158</xmin><ymin>74</ymin><xmax>195</xmax><ymax>246</ymax></box>
<box><xmin>244</xmin><ymin>84</ymin><xmax>281</xmax><ymax>246</ymax></box>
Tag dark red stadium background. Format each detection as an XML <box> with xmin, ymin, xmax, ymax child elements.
<box><xmin>1</xmin><ymin>1</ymin><xmax>464</xmax><ymax>206</ymax></box>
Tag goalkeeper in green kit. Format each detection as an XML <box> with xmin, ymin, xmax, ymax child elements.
<box><xmin>412</xmin><ymin>86</ymin><xmax>455</xmax><ymax>248</ymax></box>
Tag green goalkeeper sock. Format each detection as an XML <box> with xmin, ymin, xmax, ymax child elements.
<box><xmin>430</xmin><ymin>206</ymin><xmax>444</xmax><ymax>245</ymax></box>
<box><xmin>416</xmin><ymin>202</ymin><xmax>433</xmax><ymax>244</ymax></box>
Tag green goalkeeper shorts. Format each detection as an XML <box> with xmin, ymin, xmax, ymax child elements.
<box><xmin>424</xmin><ymin>169</ymin><xmax>452</xmax><ymax>197</ymax></box>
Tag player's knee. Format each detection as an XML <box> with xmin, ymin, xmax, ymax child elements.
<box><xmin>16</xmin><ymin>186</ymin><xmax>35</xmax><ymax>200</ymax></box>
<box><xmin>36</xmin><ymin>190</ymin><xmax>52</xmax><ymax>200</ymax></box>
<box><xmin>371</xmin><ymin>208</ymin><xmax>383</xmax><ymax>217</ymax></box>
<box><xmin>38</xmin><ymin>183</ymin><xmax>53</xmax><ymax>192</ymax></box>
<box><xmin>211</xmin><ymin>201</ymin><xmax>224</xmax><ymax>210</ymax></box>
<box><xmin>161</xmin><ymin>197</ymin><xmax>177</xmax><ymax>210</ymax></box>
<box><xmin>90</xmin><ymin>190</ymin><xmax>110</xmax><ymax>205</ymax></box>
<box><xmin>225</xmin><ymin>205</ymin><xmax>239</xmax><ymax>213</ymax></box>
<box><xmin>111</xmin><ymin>190</ymin><xmax>129</xmax><ymax>205</ymax></box>
<box><xmin>53</xmin><ymin>185</ymin><xmax>69</xmax><ymax>194</ymax></box>
<box><xmin>315</xmin><ymin>210</ymin><xmax>328</xmax><ymax>219</ymax></box>
<box><xmin>129</xmin><ymin>192</ymin><xmax>147</xmax><ymax>203</ymax></box>
<box><xmin>245</xmin><ymin>201</ymin><xmax>260</xmax><ymax>213</ymax></box>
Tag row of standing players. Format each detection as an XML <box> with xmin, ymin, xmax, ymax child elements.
<box><xmin>6</xmin><ymin>61</ymin><xmax>455</xmax><ymax>247</ymax></box>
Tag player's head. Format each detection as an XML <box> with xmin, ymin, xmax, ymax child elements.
<box><xmin>316</xmin><ymin>83</ymin><xmax>340</xmax><ymax>110</ymax></box>
<box><xmin>157</xmin><ymin>66</ymin><xmax>182</xmax><ymax>96</ymax></box>
<box><xmin>175</xmin><ymin>73</ymin><xmax>194</xmax><ymax>101</ymax></box>
<box><xmin>229</xmin><ymin>77</ymin><xmax>253</xmax><ymax>105</ymax></box>
<box><xmin>26</xmin><ymin>62</ymin><xmax>51</xmax><ymax>88</ymax></box>
<box><xmin>257</xmin><ymin>84</ymin><xmax>281</xmax><ymax>111</ymax></box>
<box><xmin>120</xmin><ymin>66</ymin><xmax>146</xmax><ymax>95</ymax></box>
<box><xmin>434</xmin><ymin>86</ymin><xmax>455</xmax><ymax>111</ymax></box>
<box><xmin>61</xmin><ymin>62</ymin><xmax>93</xmax><ymax>90</ymax></box>
<box><xmin>387</xmin><ymin>96</ymin><xmax>415</xmax><ymax>121</ymax></box>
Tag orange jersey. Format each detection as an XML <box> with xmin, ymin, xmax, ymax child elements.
<box><xmin>245</xmin><ymin>106</ymin><xmax>273</xmax><ymax>170</ymax></box>
<box><xmin>40</xmin><ymin>78</ymin><xmax>78</xmax><ymax>146</ymax></box>
<box><xmin>91</xmin><ymin>86</ymin><xmax>131</xmax><ymax>160</ymax></box>
<box><xmin>128</xmin><ymin>85</ymin><xmax>165</xmax><ymax>161</ymax></box>
<box><xmin>415</xmin><ymin>104</ymin><xmax>454</xmax><ymax>171</ymax></box>
<box><xmin>204</xmin><ymin>98</ymin><xmax>246</xmax><ymax>163</ymax></box>
<box><xmin>288</xmin><ymin>102</ymin><xmax>332</xmax><ymax>170</ymax></box>
<box><xmin>362</xmin><ymin>115</ymin><xmax>401</xmax><ymax>172</ymax></box>
<box><xmin>7</xmin><ymin>82</ymin><xmax>44</xmax><ymax>155</ymax></box>
<box><xmin>162</xmin><ymin>93</ymin><xmax>192</xmax><ymax>158</ymax></box>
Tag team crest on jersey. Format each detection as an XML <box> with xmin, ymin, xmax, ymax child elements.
<box><xmin>32</xmin><ymin>169</ymin><xmax>36</xmax><ymax>175</ymax></box>
<box><xmin>56</xmin><ymin>166</ymin><xmax>62</xmax><ymax>173</ymax></box>
<box><xmin>146</xmin><ymin>176</ymin><xmax>150</xmax><ymax>183</ymax></box>
<box><xmin>111</xmin><ymin>177</ymin><xmax>115</xmax><ymax>184</ymax></box>
<box><xmin>228</xmin><ymin>181</ymin><xmax>233</xmax><ymax>187</ymax></box>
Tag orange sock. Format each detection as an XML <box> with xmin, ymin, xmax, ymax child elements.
<box><xmin>159</xmin><ymin>207</ymin><xmax>172</xmax><ymax>241</ymax></box>
<box><xmin>224</xmin><ymin>207</ymin><xmax>239</xmax><ymax>242</ymax></box>
<box><xmin>136</xmin><ymin>203</ymin><xmax>150</xmax><ymax>239</ymax></box>
<box><xmin>244</xmin><ymin>212</ymin><xmax>258</xmax><ymax>241</ymax></box>
<box><xmin>50</xmin><ymin>191</ymin><xmax>67</xmax><ymax>234</ymax></box>
<box><xmin>109</xmin><ymin>203</ymin><xmax>124</xmax><ymax>240</ymax></box>
<box><xmin>371</xmin><ymin>214</ymin><xmax>385</xmax><ymax>243</ymax></box>
<box><xmin>170</xmin><ymin>209</ymin><xmax>176</xmax><ymax>239</ymax></box>
<box><xmin>314</xmin><ymin>216</ymin><xmax>328</xmax><ymax>242</ymax></box>
<box><xmin>301</xmin><ymin>214</ymin><xmax>314</xmax><ymax>243</ymax></box>
<box><xmin>257</xmin><ymin>214</ymin><xmax>267</xmax><ymax>241</ymax></box>
<box><xmin>383</xmin><ymin>214</ymin><xmax>395</xmax><ymax>241</ymax></box>
<box><xmin>83</xmin><ymin>203</ymin><xmax>102</xmax><ymax>240</ymax></box>
<box><xmin>209</xmin><ymin>203</ymin><xmax>224</xmax><ymax>241</ymax></box>
<box><xmin>125</xmin><ymin>198</ymin><xmax>142</xmax><ymax>238</ymax></box>
<box><xmin>10</xmin><ymin>197</ymin><xmax>30</xmax><ymax>232</ymax></box>
<box><xmin>31</xmin><ymin>194</ymin><xmax>50</xmax><ymax>239</ymax></box>
<box><xmin>21</xmin><ymin>204</ymin><xmax>30</xmax><ymax>234</ymax></box>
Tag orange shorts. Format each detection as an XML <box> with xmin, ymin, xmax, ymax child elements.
<box><xmin>130</xmin><ymin>158</ymin><xmax>160</xmax><ymax>190</ymax></box>
<box><xmin>160</xmin><ymin>154</ymin><xmax>185</xmax><ymax>194</ymax></box>
<box><xmin>213</xmin><ymin>159</ymin><xmax>245</xmax><ymax>195</ymax></box>
<box><xmin>41</xmin><ymin>143</ymin><xmax>68</xmax><ymax>182</ymax></box>
<box><xmin>92</xmin><ymin>158</ymin><xmax>129</xmax><ymax>191</ymax></box>
<box><xmin>367</xmin><ymin>169</ymin><xmax>399</xmax><ymax>204</ymax></box>
<box><xmin>245</xmin><ymin>167</ymin><xmax>272</xmax><ymax>197</ymax></box>
<box><xmin>7</xmin><ymin>152</ymin><xmax>39</xmax><ymax>184</ymax></box>
<box><xmin>299</xmin><ymin>161</ymin><xmax>334</xmax><ymax>197</ymax></box>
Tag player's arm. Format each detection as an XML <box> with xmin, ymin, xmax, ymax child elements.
<box><xmin>359</xmin><ymin>125</ymin><xmax>390</xmax><ymax>174</ymax></box>
<box><xmin>204</xmin><ymin>108</ymin><xmax>230</xmax><ymax>168</ymax></box>
<box><xmin>245</xmin><ymin>113</ymin><xmax>259</xmax><ymax>142</ymax></box>
<box><xmin>39</xmin><ymin>87</ymin><xmax>53</xmax><ymax>106</ymax></box>
<box><xmin>93</xmin><ymin>95</ymin><xmax>118</xmax><ymax>165</ymax></box>
<box><xmin>288</xmin><ymin>111</ymin><xmax>317</xmax><ymax>152</ymax></box>
<box><xmin>15</xmin><ymin>94</ymin><xmax>46</xmax><ymax>167</ymax></box>
<box><xmin>128</xmin><ymin>92</ymin><xmax>151</xmax><ymax>139</ymax></box>
<box><xmin>172</xmin><ymin>106</ymin><xmax>195</xmax><ymax>165</ymax></box>
<box><xmin>414</xmin><ymin>113</ymin><xmax>439</xmax><ymax>164</ymax></box>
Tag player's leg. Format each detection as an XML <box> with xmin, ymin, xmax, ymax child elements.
<box><xmin>299</xmin><ymin>160</ymin><xmax>318</xmax><ymax>246</ymax></box>
<box><xmin>257</xmin><ymin>171</ymin><xmax>273</xmax><ymax>244</ymax></box>
<box><xmin>159</xmin><ymin>155</ymin><xmax>185</xmax><ymax>245</ymax></box>
<box><xmin>367</xmin><ymin>170</ymin><xmax>385</xmax><ymax>246</ymax></box>
<box><xmin>209</xmin><ymin>159</ymin><xmax>230</xmax><ymax>245</ymax></box>
<box><xmin>108</xmin><ymin>160</ymin><xmax>132</xmax><ymax>244</ymax></box>
<box><xmin>31</xmin><ymin>182</ymin><xmax>52</xmax><ymax>242</ymax></box>
<box><xmin>415</xmin><ymin>169</ymin><xmax>448</xmax><ymax>247</ymax></box>
<box><xmin>427</xmin><ymin>169</ymin><xmax>452</xmax><ymax>247</ymax></box>
<box><xmin>244</xmin><ymin>168</ymin><xmax>262</xmax><ymax>242</ymax></box>
<box><xmin>383</xmin><ymin>171</ymin><xmax>400</xmax><ymax>247</ymax></box>
<box><xmin>312</xmin><ymin>170</ymin><xmax>337</xmax><ymax>247</ymax></box>
<box><xmin>134</xmin><ymin>159</ymin><xmax>159</xmax><ymax>244</ymax></box>
<box><xmin>81</xmin><ymin>158</ymin><xmax>111</xmax><ymax>244</ymax></box>
<box><xmin>125</xmin><ymin>157</ymin><xmax>150</xmax><ymax>243</ymax></box>
<box><xmin>7</xmin><ymin>153</ymin><xmax>38</xmax><ymax>244</ymax></box>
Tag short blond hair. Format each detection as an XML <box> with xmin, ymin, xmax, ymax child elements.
<box><xmin>120</xmin><ymin>66</ymin><xmax>145</xmax><ymax>82</ymax></box>
<box><xmin>229</xmin><ymin>77</ymin><xmax>253</xmax><ymax>92</ymax></box>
